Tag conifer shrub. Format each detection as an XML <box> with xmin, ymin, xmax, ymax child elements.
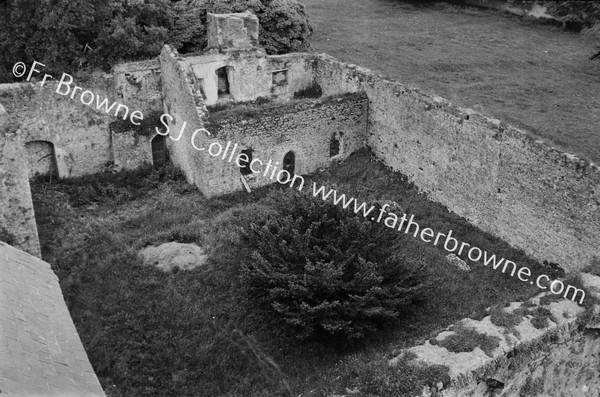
<box><xmin>238</xmin><ymin>189</ymin><xmax>428</xmax><ymax>341</ymax></box>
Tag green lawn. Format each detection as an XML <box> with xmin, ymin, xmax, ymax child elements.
<box><xmin>302</xmin><ymin>0</ymin><xmax>600</xmax><ymax>163</ymax></box>
<box><xmin>32</xmin><ymin>151</ymin><xmax>552</xmax><ymax>396</ymax></box>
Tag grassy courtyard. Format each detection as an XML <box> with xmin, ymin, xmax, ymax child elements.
<box><xmin>302</xmin><ymin>0</ymin><xmax>600</xmax><ymax>164</ymax></box>
<box><xmin>32</xmin><ymin>149</ymin><xmax>552</xmax><ymax>396</ymax></box>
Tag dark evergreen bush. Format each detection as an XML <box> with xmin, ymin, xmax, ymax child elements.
<box><xmin>239</xmin><ymin>190</ymin><xmax>427</xmax><ymax>341</ymax></box>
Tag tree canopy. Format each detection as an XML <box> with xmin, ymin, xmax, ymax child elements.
<box><xmin>0</xmin><ymin>0</ymin><xmax>312</xmax><ymax>82</ymax></box>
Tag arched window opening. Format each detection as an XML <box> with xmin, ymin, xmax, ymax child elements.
<box><xmin>239</xmin><ymin>148</ymin><xmax>253</xmax><ymax>176</ymax></box>
<box><xmin>216</xmin><ymin>66</ymin><xmax>230</xmax><ymax>97</ymax></box>
<box><xmin>283</xmin><ymin>151</ymin><xmax>295</xmax><ymax>176</ymax></box>
<box><xmin>330</xmin><ymin>134</ymin><xmax>340</xmax><ymax>157</ymax></box>
<box><xmin>24</xmin><ymin>141</ymin><xmax>58</xmax><ymax>179</ymax></box>
<box><xmin>151</xmin><ymin>134</ymin><xmax>168</xmax><ymax>166</ymax></box>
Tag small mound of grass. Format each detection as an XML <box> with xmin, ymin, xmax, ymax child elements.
<box><xmin>438</xmin><ymin>323</ymin><xmax>500</xmax><ymax>357</ymax></box>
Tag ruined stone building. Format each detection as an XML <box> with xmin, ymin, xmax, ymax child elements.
<box><xmin>1</xmin><ymin>10</ymin><xmax>599</xmax><ymax>278</ymax></box>
<box><xmin>1</xmin><ymin>10</ymin><xmax>600</xmax><ymax>396</ymax></box>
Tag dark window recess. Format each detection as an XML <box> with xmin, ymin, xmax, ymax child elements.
<box><xmin>283</xmin><ymin>151</ymin><xmax>295</xmax><ymax>175</ymax></box>
<box><xmin>25</xmin><ymin>140</ymin><xmax>58</xmax><ymax>179</ymax></box>
<box><xmin>216</xmin><ymin>67</ymin><xmax>230</xmax><ymax>96</ymax></box>
<box><xmin>151</xmin><ymin>134</ymin><xmax>169</xmax><ymax>165</ymax></box>
<box><xmin>239</xmin><ymin>148</ymin><xmax>253</xmax><ymax>175</ymax></box>
<box><xmin>197</xmin><ymin>78</ymin><xmax>206</xmax><ymax>98</ymax></box>
<box><xmin>330</xmin><ymin>134</ymin><xmax>340</xmax><ymax>157</ymax></box>
<box><xmin>272</xmin><ymin>70</ymin><xmax>288</xmax><ymax>87</ymax></box>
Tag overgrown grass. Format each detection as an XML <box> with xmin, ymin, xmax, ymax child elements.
<box><xmin>32</xmin><ymin>149</ymin><xmax>549</xmax><ymax>396</ymax></box>
<box><xmin>304</xmin><ymin>0</ymin><xmax>600</xmax><ymax>163</ymax></box>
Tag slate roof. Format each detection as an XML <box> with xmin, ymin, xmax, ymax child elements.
<box><xmin>0</xmin><ymin>242</ymin><xmax>105</xmax><ymax>396</ymax></box>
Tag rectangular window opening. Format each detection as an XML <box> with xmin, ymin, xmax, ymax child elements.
<box><xmin>272</xmin><ymin>70</ymin><xmax>288</xmax><ymax>87</ymax></box>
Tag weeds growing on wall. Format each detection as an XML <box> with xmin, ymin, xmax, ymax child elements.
<box><xmin>437</xmin><ymin>322</ymin><xmax>500</xmax><ymax>357</ymax></box>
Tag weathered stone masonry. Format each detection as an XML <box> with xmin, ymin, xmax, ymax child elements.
<box><xmin>0</xmin><ymin>78</ymin><xmax>112</xmax><ymax>179</ymax></box>
<box><xmin>389</xmin><ymin>275</ymin><xmax>600</xmax><ymax>396</ymax></box>
<box><xmin>0</xmin><ymin>103</ymin><xmax>40</xmax><ymax>257</ymax></box>
<box><xmin>203</xmin><ymin>95</ymin><xmax>368</xmax><ymax>195</ymax></box>
<box><xmin>314</xmin><ymin>54</ymin><xmax>600</xmax><ymax>273</ymax></box>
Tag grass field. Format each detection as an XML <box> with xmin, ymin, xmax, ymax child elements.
<box><xmin>302</xmin><ymin>0</ymin><xmax>600</xmax><ymax>164</ymax></box>
<box><xmin>32</xmin><ymin>151</ymin><xmax>555</xmax><ymax>396</ymax></box>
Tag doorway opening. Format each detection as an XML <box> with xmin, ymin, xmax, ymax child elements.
<box><xmin>151</xmin><ymin>135</ymin><xmax>169</xmax><ymax>165</ymax></box>
<box><xmin>283</xmin><ymin>151</ymin><xmax>295</xmax><ymax>176</ymax></box>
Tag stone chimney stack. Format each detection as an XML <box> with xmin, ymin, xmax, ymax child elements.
<box><xmin>206</xmin><ymin>11</ymin><xmax>260</xmax><ymax>51</ymax></box>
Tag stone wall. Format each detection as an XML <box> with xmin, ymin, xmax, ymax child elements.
<box><xmin>203</xmin><ymin>93</ymin><xmax>368</xmax><ymax>196</ymax></box>
<box><xmin>159</xmin><ymin>45</ymin><xmax>211</xmax><ymax>193</ymax></box>
<box><xmin>186</xmin><ymin>50</ymin><xmax>316</xmax><ymax>106</ymax></box>
<box><xmin>113</xmin><ymin>59</ymin><xmax>163</xmax><ymax>114</ymax></box>
<box><xmin>314</xmin><ymin>54</ymin><xmax>600</xmax><ymax>273</ymax></box>
<box><xmin>0</xmin><ymin>75</ymin><xmax>114</xmax><ymax>178</ymax></box>
<box><xmin>0</xmin><ymin>103</ymin><xmax>40</xmax><ymax>257</ymax></box>
<box><xmin>111</xmin><ymin>59</ymin><xmax>163</xmax><ymax>169</ymax></box>
<box><xmin>206</xmin><ymin>11</ymin><xmax>259</xmax><ymax>51</ymax></box>
<box><xmin>111</xmin><ymin>131</ymin><xmax>153</xmax><ymax>170</ymax></box>
<box><xmin>389</xmin><ymin>273</ymin><xmax>600</xmax><ymax>396</ymax></box>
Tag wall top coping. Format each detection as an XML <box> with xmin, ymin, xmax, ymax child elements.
<box><xmin>314</xmin><ymin>53</ymin><xmax>600</xmax><ymax>177</ymax></box>
<box><xmin>0</xmin><ymin>242</ymin><xmax>105</xmax><ymax>396</ymax></box>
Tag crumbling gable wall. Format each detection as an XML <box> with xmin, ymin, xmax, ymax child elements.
<box><xmin>159</xmin><ymin>11</ymin><xmax>326</xmax><ymax>198</ymax></box>
<box><xmin>206</xmin><ymin>12</ymin><xmax>260</xmax><ymax>51</ymax></box>
<box><xmin>111</xmin><ymin>59</ymin><xmax>164</xmax><ymax>170</ymax></box>
<box><xmin>188</xmin><ymin>11</ymin><xmax>315</xmax><ymax>106</ymax></box>
<box><xmin>186</xmin><ymin>51</ymin><xmax>316</xmax><ymax>106</ymax></box>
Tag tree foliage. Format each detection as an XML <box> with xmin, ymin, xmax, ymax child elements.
<box><xmin>0</xmin><ymin>0</ymin><xmax>311</xmax><ymax>83</ymax></box>
<box><xmin>544</xmin><ymin>1</ymin><xmax>600</xmax><ymax>29</ymax></box>
<box><xmin>0</xmin><ymin>0</ymin><xmax>179</xmax><ymax>81</ymax></box>
<box><xmin>238</xmin><ymin>190</ymin><xmax>427</xmax><ymax>342</ymax></box>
